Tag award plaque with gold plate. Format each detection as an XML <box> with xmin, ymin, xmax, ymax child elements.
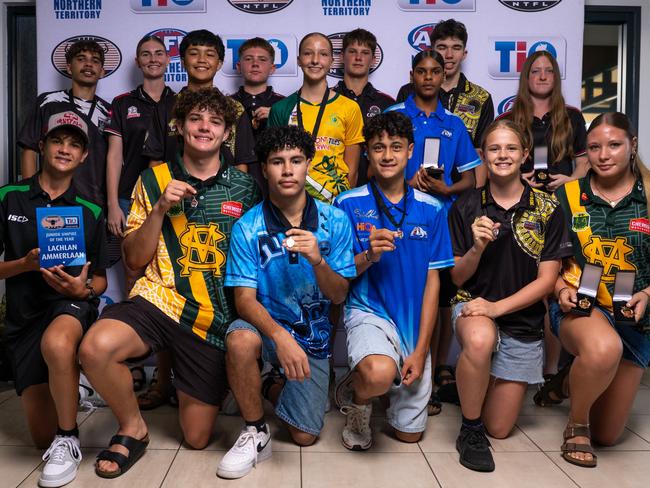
<box><xmin>572</xmin><ymin>263</ymin><xmax>603</xmax><ymax>316</ymax></box>
<box><xmin>613</xmin><ymin>270</ymin><xmax>637</xmax><ymax>325</ymax></box>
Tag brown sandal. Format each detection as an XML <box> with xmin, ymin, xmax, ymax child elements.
<box><xmin>561</xmin><ymin>423</ymin><xmax>597</xmax><ymax>468</ymax></box>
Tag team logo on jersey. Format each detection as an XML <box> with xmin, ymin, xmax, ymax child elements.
<box><xmin>407</xmin><ymin>23</ymin><xmax>434</xmax><ymax>52</ymax></box>
<box><xmin>327</xmin><ymin>32</ymin><xmax>383</xmax><ymax>79</ymax></box>
<box><xmin>441</xmin><ymin>129</ymin><xmax>453</xmax><ymax>138</ymax></box>
<box><xmin>147</xmin><ymin>29</ymin><xmax>188</xmax><ymax>86</ymax></box>
<box><xmin>223</xmin><ymin>35</ymin><xmax>296</xmax><ymax>76</ymax></box>
<box><xmin>497</xmin><ymin>95</ymin><xmax>517</xmax><ymax>115</ymax></box>
<box><xmin>366</xmin><ymin>105</ymin><xmax>382</xmax><ymax>118</ymax></box>
<box><xmin>630</xmin><ymin>218</ymin><xmax>650</xmax><ymax>235</ymax></box>
<box><xmin>582</xmin><ymin>236</ymin><xmax>636</xmax><ymax>283</ymax></box>
<box><xmin>409</xmin><ymin>226</ymin><xmax>428</xmax><ymax>239</ymax></box>
<box><xmin>177</xmin><ymin>223</ymin><xmax>226</xmax><ymax>276</ymax></box>
<box><xmin>489</xmin><ymin>37</ymin><xmax>566</xmax><ymax>79</ymax></box>
<box><xmin>227</xmin><ymin>0</ymin><xmax>293</xmax><ymax>14</ymax></box>
<box><xmin>127</xmin><ymin>106</ymin><xmax>141</xmax><ymax>119</ymax></box>
<box><xmin>571</xmin><ymin>212</ymin><xmax>590</xmax><ymax>232</ymax></box>
<box><xmin>319</xmin><ymin>240</ymin><xmax>331</xmax><ymax>256</ymax></box>
<box><xmin>398</xmin><ymin>0</ymin><xmax>475</xmax><ymax>11</ymax></box>
<box><xmin>322</xmin><ymin>0</ymin><xmax>372</xmax><ymax>15</ymax></box>
<box><xmin>130</xmin><ymin>0</ymin><xmax>206</xmax><ymax>13</ymax></box>
<box><xmin>53</xmin><ymin>0</ymin><xmax>102</xmax><ymax>19</ymax></box>
<box><xmin>51</xmin><ymin>35</ymin><xmax>122</xmax><ymax>79</ymax></box>
<box><xmin>498</xmin><ymin>1</ymin><xmax>562</xmax><ymax>12</ymax></box>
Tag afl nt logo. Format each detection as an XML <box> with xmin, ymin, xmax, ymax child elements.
<box><xmin>227</xmin><ymin>0</ymin><xmax>293</xmax><ymax>14</ymax></box>
<box><xmin>499</xmin><ymin>1</ymin><xmax>562</xmax><ymax>12</ymax></box>
<box><xmin>408</xmin><ymin>24</ymin><xmax>435</xmax><ymax>52</ymax></box>
<box><xmin>327</xmin><ymin>32</ymin><xmax>383</xmax><ymax>79</ymax></box>
<box><xmin>51</xmin><ymin>35</ymin><xmax>122</xmax><ymax>78</ymax></box>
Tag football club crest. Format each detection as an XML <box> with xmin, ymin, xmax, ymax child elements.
<box><xmin>571</xmin><ymin>212</ymin><xmax>590</xmax><ymax>232</ymax></box>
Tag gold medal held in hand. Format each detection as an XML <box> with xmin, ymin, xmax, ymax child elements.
<box><xmin>578</xmin><ymin>297</ymin><xmax>591</xmax><ymax>309</ymax></box>
<box><xmin>621</xmin><ymin>305</ymin><xmax>635</xmax><ymax>319</ymax></box>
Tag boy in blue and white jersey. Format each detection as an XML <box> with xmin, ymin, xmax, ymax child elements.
<box><xmin>334</xmin><ymin>111</ymin><xmax>454</xmax><ymax>450</ymax></box>
<box><xmin>218</xmin><ymin>125</ymin><xmax>356</xmax><ymax>479</ymax></box>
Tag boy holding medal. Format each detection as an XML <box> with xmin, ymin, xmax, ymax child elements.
<box><xmin>334</xmin><ymin>111</ymin><xmax>454</xmax><ymax>450</ymax></box>
<box><xmin>0</xmin><ymin>112</ymin><xmax>108</xmax><ymax>487</ymax></box>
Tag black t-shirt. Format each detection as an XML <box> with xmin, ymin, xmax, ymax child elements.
<box><xmin>0</xmin><ymin>175</ymin><xmax>109</xmax><ymax>329</ymax></box>
<box><xmin>142</xmin><ymin>87</ymin><xmax>257</xmax><ymax>167</ymax></box>
<box><xmin>449</xmin><ymin>184</ymin><xmax>572</xmax><ymax>341</ymax></box>
<box><xmin>230</xmin><ymin>85</ymin><xmax>285</xmax><ymax>137</ymax></box>
<box><xmin>18</xmin><ymin>90</ymin><xmax>111</xmax><ymax>206</ymax></box>
<box><xmin>499</xmin><ymin>107</ymin><xmax>587</xmax><ymax>177</ymax></box>
<box><xmin>333</xmin><ymin>81</ymin><xmax>395</xmax><ymax>186</ymax></box>
<box><xmin>106</xmin><ymin>85</ymin><xmax>176</xmax><ymax>199</ymax></box>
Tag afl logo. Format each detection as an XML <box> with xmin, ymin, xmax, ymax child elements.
<box><xmin>227</xmin><ymin>0</ymin><xmax>293</xmax><ymax>14</ymax></box>
<box><xmin>499</xmin><ymin>1</ymin><xmax>562</xmax><ymax>12</ymax></box>
<box><xmin>498</xmin><ymin>95</ymin><xmax>516</xmax><ymax>115</ymax></box>
<box><xmin>327</xmin><ymin>32</ymin><xmax>383</xmax><ymax>79</ymax></box>
<box><xmin>51</xmin><ymin>35</ymin><xmax>122</xmax><ymax>78</ymax></box>
<box><xmin>408</xmin><ymin>23</ymin><xmax>434</xmax><ymax>52</ymax></box>
<box><xmin>147</xmin><ymin>28</ymin><xmax>187</xmax><ymax>62</ymax></box>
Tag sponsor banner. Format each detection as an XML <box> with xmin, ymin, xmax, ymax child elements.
<box><xmin>222</xmin><ymin>34</ymin><xmax>297</xmax><ymax>76</ymax></box>
<box><xmin>497</xmin><ymin>95</ymin><xmax>516</xmax><ymax>114</ymax></box>
<box><xmin>130</xmin><ymin>0</ymin><xmax>206</xmax><ymax>13</ymax></box>
<box><xmin>147</xmin><ymin>28</ymin><xmax>188</xmax><ymax>86</ymax></box>
<box><xmin>489</xmin><ymin>36</ymin><xmax>566</xmax><ymax>79</ymax></box>
<box><xmin>321</xmin><ymin>0</ymin><xmax>373</xmax><ymax>16</ymax></box>
<box><xmin>227</xmin><ymin>0</ymin><xmax>294</xmax><ymax>14</ymax></box>
<box><xmin>398</xmin><ymin>0</ymin><xmax>475</xmax><ymax>11</ymax></box>
<box><xmin>498</xmin><ymin>1</ymin><xmax>562</xmax><ymax>12</ymax></box>
<box><xmin>53</xmin><ymin>0</ymin><xmax>102</xmax><ymax>20</ymax></box>
<box><xmin>328</xmin><ymin>32</ymin><xmax>383</xmax><ymax>79</ymax></box>
<box><xmin>51</xmin><ymin>34</ymin><xmax>122</xmax><ymax>78</ymax></box>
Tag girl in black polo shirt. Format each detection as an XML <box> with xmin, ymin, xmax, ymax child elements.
<box><xmin>545</xmin><ymin>112</ymin><xmax>650</xmax><ymax>468</ymax></box>
<box><xmin>448</xmin><ymin>119</ymin><xmax>571</xmax><ymax>472</ymax></box>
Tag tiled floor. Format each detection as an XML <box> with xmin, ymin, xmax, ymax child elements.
<box><xmin>3</xmin><ymin>372</ymin><xmax>650</xmax><ymax>488</ymax></box>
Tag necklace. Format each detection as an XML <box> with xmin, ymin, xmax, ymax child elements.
<box><xmin>593</xmin><ymin>179</ymin><xmax>635</xmax><ymax>207</ymax></box>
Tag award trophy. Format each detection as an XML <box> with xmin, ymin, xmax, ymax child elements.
<box><xmin>613</xmin><ymin>270</ymin><xmax>637</xmax><ymax>325</ymax></box>
<box><xmin>423</xmin><ymin>137</ymin><xmax>443</xmax><ymax>180</ymax></box>
<box><xmin>533</xmin><ymin>145</ymin><xmax>549</xmax><ymax>185</ymax></box>
<box><xmin>572</xmin><ymin>263</ymin><xmax>603</xmax><ymax>316</ymax></box>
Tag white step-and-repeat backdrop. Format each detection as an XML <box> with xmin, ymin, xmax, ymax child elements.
<box><xmin>38</xmin><ymin>0</ymin><xmax>584</xmax><ymax>118</ymax></box>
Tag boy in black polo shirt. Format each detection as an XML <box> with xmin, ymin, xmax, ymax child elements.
<box><xmin>1</xmin><ymin>112</ymin><xmax>108</xmax><ymax>487</ymax></box>
<box><xmin>18</xmin><ymin>40</ymin><xmax>111</xmax><ymax>206</ymax></box>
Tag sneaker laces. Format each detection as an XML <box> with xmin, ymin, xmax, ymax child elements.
<box><xmin>464</xmin><ymin>427</ymin><xmax>491</xmax><ymax>450</ymax></box>
<box><xmin>42</xmin><ymin>436</ymin><xmax>82</xmax><ymax>464</ymax></box>
<box><xmin>233</xmin><ymin>428</ymin><xmax>262</xmax><ymax>467</ymax></box>
<box><xmin>341</xmin><ymin>404</ymin><xmax>370</xmax><ymax>433</ymax></box>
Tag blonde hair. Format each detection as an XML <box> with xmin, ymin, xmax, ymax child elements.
<box><xmin>480</xmin><ymin>118</ymin><xmax>529</xmax><ymax>152</ymax></box>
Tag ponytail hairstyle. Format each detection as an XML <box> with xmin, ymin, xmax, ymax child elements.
<box><xmin>512</xmin><ymin>50</ymin><xmax>573</xmax><ymax>165</ymax></box>
<box><xmin>587</xmin><ymin>112</ymin><xmax>649</xmax><ymax>214</ymax></box>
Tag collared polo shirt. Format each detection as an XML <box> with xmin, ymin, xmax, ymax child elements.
<box><xmin>335</xmin><ymin>182</ymin><xmax>454</xmax><ymax>355</ymax></box>
<box><xmin>106</xmin><ymin>85</ymin><xmax>176</xmax><ymax>199</ymax></box>
<box><xmin>385</xmin><ymin>95</ymin><xmax>481</xmax><ymax>205</ymax></box>
<box><xmin>0</xmin><ymin>175</ymin><xmax>108</xmax><ymax>327</ymax></box>
<box><xmin>225</xmin><ymin>194</ymin><xmax>356</xmax><ymax>358</ymax></box>
<box><xmin>449</xmin><ymin>183</ymin><xmax>572</xmax><ymax>341</ymax></box>
<box><xmin>555</xmin><ymin>173</ymin><xmax>650</xmax><ymax>318</ymax></box>
<box><xmin>231</xmin><ymin>85</ymin><xmax>285</xmax><ymax>137</ymax></box>
<box><xmin>126</xmin><ymin>156</ymin><xmax>261</xmax><ymax>349</ymax></box>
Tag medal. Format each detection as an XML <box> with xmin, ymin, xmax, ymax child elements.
<box><xmin>492</xmin><ymin>228</ymin><xmax>499</xmax><ymax>238</ymax></box>
<box><xmin>537</xmin><ymin>171</ymin><xmax>548</xmax><ymax>181</ymax></box>
<box><xmin>621</xmin><ymin>305</ymin><xmax>635</xmax><ymax>319</ymax></box>
<box><xmin>579</xmin><ymin>297</ymin><xmax>591</xmax><ymax>309</ymax></box>
<box><xmin>190</xmin><ymin>196</ymin><xmax>199</xmax><ymax>208</ymax></box>
<box><xmin>394</xmin><ymin>229</ymin><xmax>404</xmax><ymax>240</ymax></box>
<box><xmin>285</xmin><ymin>237</ymin><xmax>296</xmax><ymax>249</ymax></box>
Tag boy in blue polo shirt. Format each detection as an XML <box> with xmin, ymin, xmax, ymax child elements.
<box><xmin>218</xmin><ymin>125</ymin><xmax>356</xmax><ymax>479</ymax></box>
<box><xmin>334</xmin><ymin>111</ymin><xmax>454</xmax><ymax>450</ymax></box>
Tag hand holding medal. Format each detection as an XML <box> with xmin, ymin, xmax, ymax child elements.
<box><xmin>159</xmin><ymin>179</ymin><xmax>197</xmax><ymax>216</ymax></box>
<box><xmin>367</xmin><ymin>228</ymin><xmax>397</xmax><ymax>264</ymax></box>
<box><xmin>471</xmin><ymin>216</ymin><xmax>500</xmax><ymax>252</ymax></box>
<box><xmin>283</xmin><ymin>228</ymin><xmax>322</xmax><ymax>266</ymax></box>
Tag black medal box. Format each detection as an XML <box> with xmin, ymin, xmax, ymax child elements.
<box><xmin>572</xmin><ymin>263</ymin><xmax>603</xmax><ymax>317</ymax></box>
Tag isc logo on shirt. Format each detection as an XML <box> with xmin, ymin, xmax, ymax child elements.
<box><xmin>8</xmin><ymin>214</ymin><xmax>28</xmax><ymax>223</ymax></box>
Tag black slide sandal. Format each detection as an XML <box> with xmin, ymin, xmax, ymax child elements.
<box><xmin>95</xmin><ymin>433</ymin><xmax>150</xmax><ymax>479</ymax></box>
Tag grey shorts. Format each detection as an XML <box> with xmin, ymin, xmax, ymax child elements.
<box><xmin>451</xmin><ymin>301</ymin><xmax>544</xmax><ymax>385</ymax></box>
<box><xmin>344</xmin><ymin>308</ymin><xmax>432</xmax><ymax>434</ymax></box>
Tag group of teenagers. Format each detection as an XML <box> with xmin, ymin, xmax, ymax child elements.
<box><xmin>2</xmin><ymin>16</ymin><xmax>649</xmax><ymax>488</ymax></box>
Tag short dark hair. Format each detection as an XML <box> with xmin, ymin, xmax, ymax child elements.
<box><xmin>136</xmin><ymin>35</ymin><xmax>166</xmax><ymax>56</ymax></box>
<box><xmin>173</xmin><ymin>88</ymin><xmax>238</xmax><ymax>130</ymax></box>
<box><xmin>363</xmin><ymin>112</ymin><xmax>414</xmax><ymax>145</ymax></box>
<box><xmin>430</xmin><ymin>19</ymin><xmax>468</xmax><ymax>47</ymax></box>
<box><xmin>342</xmin><ymin>28</ymin><xmax>377</xmax><ymax>53</ymax></box>
<box><xmin>180</xmin><ymin>29</ymin><xmax>225</xmax><ymax>61</ymax></box>
<box><xmin>255</xmin><ymin>126</ymin><xmax>316</xmax><ymax>163</ymax></box>
<box><xmin>411</xmin><ymin>49</ymin><xmax>445</xmax><ymax>71</ymax></box>
<box><xmin>238</xmin><ymin>37</ymin><xmax>275</xmax><ymax>59</ymax></box>
<box><xmin>298</xmin><ymin>32</ymin><xmax>333</xmax><ymax>56</ymax></box>
<box><xmin>65</xmin><ymin>40</ymin><xmax>105</xmax><ymax>65</ymax></box>
<box><xmin>44</xmin><ymin>127</ymin><xmax>88</xmax><ymax>151</ymax></box>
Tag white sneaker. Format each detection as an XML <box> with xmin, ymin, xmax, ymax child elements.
<box><xmin>39</xmin><ymin>435</ymin><xmax>82</xmax><ymax>487</ymax></box>
<box><xmin>217</xmin><ymin>425</ymin><xmax>272</xmax><ymax>479</ymax></box>
<box><xmin>341</xmin><ymin>403</ymin><xmax>373</xmax><ymax>451</ymax></box>
<box><xmin>78</xmin><ymin>373</ymin><xmax>105</xmax><ymax>409</ymax></box>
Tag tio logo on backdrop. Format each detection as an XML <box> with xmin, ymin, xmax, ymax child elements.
<box><xmin>488</xmin><ymin>37</ymin><xmax>566</xmax><ymax>79</ymax></box>
<box><xmin>221</xmin><ymin>35</ymin><xmax>296</xmax><ymax>76</ymax></box>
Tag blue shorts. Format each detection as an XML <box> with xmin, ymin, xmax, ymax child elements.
<box><xmin>551</xmin><ymin>306</ymin><xmax>650</xmax><ymax>369</ymax></box>
<box><xmin>451</xmin><ymin>302</ymin><xmax>544</xmax><ymax>384</ymax></box>
<box><xmin>226</xmin><ymin>319</ymin><xmax>329</xmax><ymax>436</ymax></box>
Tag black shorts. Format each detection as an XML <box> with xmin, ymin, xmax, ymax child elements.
<box><xmin>5</xmin><ymin>299</ymin><xmax>98</xmax><ymax>395</ymax></box>
<box><xmin>439</xmin><ymin>268</ymin><xmax>457</xmax><ymax>308</ymax></box>
<box><xmin>99</xmin><ymin>296</ymin><xmax>227</xmax><ymax>406</ymax></box>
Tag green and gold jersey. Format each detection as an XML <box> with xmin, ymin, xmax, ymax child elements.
<box><xmin>556</xmin><ymin>173</ymin><xmax>650</xmax><ymax>314</ymax></box>
<box><xmin>269</xmin><ymin>91</ymin><xmax>364</xmax><ymax>203</ymax></box>
<box><xmin>125</xmin><ymin>157</ymin><xmax>261</xmax><ymax>349</ymax></box>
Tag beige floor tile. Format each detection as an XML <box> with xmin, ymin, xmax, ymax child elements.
<box><xmin>303</xmin><ymin>411</ymin><xmax>420</xmax><ymax>453</ymax></box>
<box><xmin>517</xmin><ymin>415</ymin><xmax>650</xmax><ymax>452</ymax></box>
<box><xmin>622</xmin><ymin>415</ymin><xmax>650</xmax><ymax>443</ymax></box>
<box><xmin>186</xmin><ymin>413</ymin><xmax>299</xmax><ymax>452</ymax></box>
<box><xmin>162</xmin><ymin>450</ymin><xmax>300</xmax><ymax>487</ymax></box>
<box><xmin>0</xmin><ymin>446</ymin><xmax>44</xmax><ymax>487</ymax></box>
<box><xmin>18</xmin><ymin>448</ymin><xmax>176</xmax><ymax>488</ymax></box>
<box><xmin>79</xmin><ymin>410</ymin><xmax>182</xmax><ymax>449</ymax></box>
<box><xmin>418</xmin><ymin>416</ymin><xmax>539</xmax><ymax>453</ymax></box>
<box><xmin>425</xmin><ymin>452</ymin><xmax>577</xmax><ymax>488</ymax></box>
<box><xmin>302</xmin><ymin>452</ymin><xmax>439</xmax><ymax>488</ymax></box>
<box><xmin>546</xmin><ymin>450</ymin><xmax>650</xmax><ymax>488</ymax></box>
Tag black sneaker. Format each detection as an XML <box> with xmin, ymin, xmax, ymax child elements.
<box><xmin>456</xmin><ymin>425</ymin><xmax>495</xmax><ymax>472</ymax></box>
